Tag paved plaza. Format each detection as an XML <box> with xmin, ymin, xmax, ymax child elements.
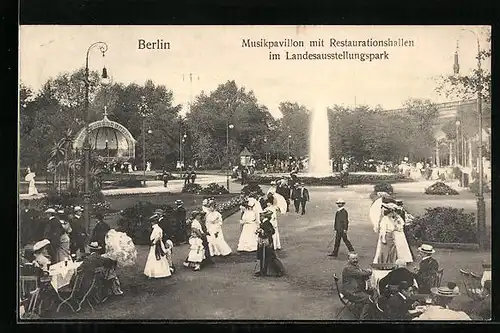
<box><xmin>50</xmin><ymin>180</ymin><xmax>490</xmax><ymax>320</ymax></box>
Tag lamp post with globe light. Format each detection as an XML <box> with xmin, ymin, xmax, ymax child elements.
<box><xmin>83</xmin><ymin>41</ymin><xmax>110</xmax><ymax>236</ymax></box>
<box><xmin>455</xmin><ymin>29</ymin><xmax>487</xmax><ymax>249</ymax></box>
<box><xmin>226</xmin><ymin>123</ymin><xmax>234</xmax><ymax>191</ymax></box>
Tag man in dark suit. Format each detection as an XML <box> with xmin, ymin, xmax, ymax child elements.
<box><xmin>276</xmin><ymin>179</ymin><xmax>291</xmax><ymax>212</ymax></box>
<box><xmin>341</xmin><ymin>253</ymin><xmax>375</xmax><ymax>320</ymax></box>
<box><xmin>43</xmin><ymin>208</ymin><xmax>64</xmax><ymax>261</ymax></box>
<box><xmin>382</xmin><ymin>281</ymin><xmax>421</xmax><ymax>320</ymax></box>
<box><xmin>70</xmin><ymin>206</ymin><xmax>87</xmax><ymax>257</ymax></box>
<box><xmin>291</xmin><ymin>182</ymin><xmax>310</xmax><ymax>215</ymax></box>
<box><xmin>379</xmin><ymin>259</ymin><xmax>417</xmax><ymax>298</ymax></box>
<box><xmin>173</xmin><ymin>200</ymin><xmax>187</xmax><ymax>244</ymax></box>
<box><xmin>90</xmin><ymin>213</ymin><xmax>111</xmax><ymax>255</ymax></box>
<box><xmin>329</xmin><ymin>199</ymin><xmax>355</xmax><ymax>257</ymax></box>
<box><xmin>414</xmin><ymin>244</ymin><xmax>439</xmax><ymax>294</ymax></box>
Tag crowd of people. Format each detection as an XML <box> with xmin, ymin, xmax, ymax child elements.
<box><xmin>336</xmin><ymin>194</ymin><xmax>491</xmax><ymax>321</ymax></box>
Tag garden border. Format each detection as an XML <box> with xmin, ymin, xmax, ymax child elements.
<box><xmin>248</xmin><ymin>173</ymin><xmax>414</xmax><ymax>186</ymax></box>
<box><xmin>416</xmin><ymin>241</ymin><xmax>479</xmax><ymax>251</ymax></box>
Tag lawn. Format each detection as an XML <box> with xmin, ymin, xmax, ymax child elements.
<box><xmin>42</xmin><ymin>181</ymin><xmax>490</xmax><ymax>320</ymax></box>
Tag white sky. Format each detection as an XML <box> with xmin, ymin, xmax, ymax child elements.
<box><xmin>19</xmin><ymin>25</ymin><xmax>491</xmax><ymax>117</ymax></box>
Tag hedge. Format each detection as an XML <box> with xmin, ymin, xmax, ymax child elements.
<box><xmin>406</xmin><ymin>207</ymin><xmax>477</xmax><ymax>244</ymax></box>
<box><xmin>247</xmin><ymin>173</ymin><xmax>411</xmax><ymax>186</ymax></box>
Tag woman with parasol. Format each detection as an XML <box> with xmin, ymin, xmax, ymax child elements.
<box><xmin>25</xmin><ymin>167</ymin><xmax>38</xmax><ymax>196</ymax></box>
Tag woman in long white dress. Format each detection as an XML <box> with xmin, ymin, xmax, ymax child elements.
<box><xmin>144</xmin><ymin>218</ymin><xmax>171</xmax><ymax>278</ymax></box>
<box><xmin>392</xmin><ymin>212</ymin><xmax>413</xmax><ymax>264</ymax></box>
<box><xmin>373</xmin><ymin>208</ymin><xmax>397</xmax><ymax>264</ymax></box>
<box><xmin>25</xmin><ymin>171</ymin><xmax>38</xmax><ymax>195</ymax></box>
<box><xmin>264</xmin><ymin>199</ymin><xmax>281</xmax><ymax>250</ymax></box>
<box><xmin>205</xmin><ymin>201</ymin><xmax>232</xmax><ymax>256</ymax></box>
<box><xmin>237</xmin><ymin>199</ymin><xmax>259</xmax><ymax>252</ymax></box>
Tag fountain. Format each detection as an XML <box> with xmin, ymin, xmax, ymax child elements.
<box><xmin>307</xmin><ymin>106</ymin><xmax>332</xmax><ymax>176</ymax></box>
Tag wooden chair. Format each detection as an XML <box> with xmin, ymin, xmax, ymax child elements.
<box><xmin>459</xmin><ymin>269</ymin><xmax>484</xmax><ymax>301</ymax></box>
<box><xmin>431</xmin><ymin>268</ymin><xmax>444</xmax><ymax>288</ymax></box>
<box><xmin>333</xmin><ymin>273</ymin><xmax>359</xmax><ymax>319</ymax></box>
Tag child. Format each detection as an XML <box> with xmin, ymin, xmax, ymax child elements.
<box><xmin>165</xmin><ymin>239</ymin><xmax>175</xmax><ymax>273</ymax></box>
<box><xmin>185</xmin><ymin>230</ymin><xmax>205</xmax><ymax>271</ymax></box>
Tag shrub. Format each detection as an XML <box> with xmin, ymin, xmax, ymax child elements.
<box><xmin>182</xmin><ymin>183</ymin><xmax>203</xmax><ymax>194</ymax></box>
<box><xmin>117</xmin><ymin>201</ymin><xmax>166</xmax><ymax>245</ymax></box>
<box><xmin>406</xmin><ymin>207</ymin><xmax>477</xmax><ymax>244</ymax></box>
<box><xmin>424</xmin><ymin>181</ymin><xmax>459</xmax><ymax>195</ymax></box>
<box><xmin>469</xmin><ymin>180</ymin><xmax>490</xmax><ymax>194</ymax></box>
<box><xmin>453</xmin><ymin>166</ymin><xmax>462</xmax><ymax>180</ymax></box>
<box><xmin>241</xmin><ymin>182</ymin><xmax>264</xmax><ymax>196</ymax></box>
<box><xmin>200</xmin><ymin>183</ymin><xmax>229</xmax><ymax>195</ymax></box>
<box><xmin>373</xmin><ymin>183</ymin><xmax>394</xmax><ymax>194</ymax></box>
<box><xmin>247</xmin><ymin>173</ymin><xmax>411</xmax><ymax>186</ymax></box>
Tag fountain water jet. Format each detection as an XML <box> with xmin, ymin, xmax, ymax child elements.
<box><xmin>308</xmin><ymin>106</ymin><xmax>332</xmax><ymax>176</ymax></box>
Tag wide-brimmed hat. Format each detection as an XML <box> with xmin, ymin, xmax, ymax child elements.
<box><xmin>382</xmin><ymin>203</ymin><xmax>398</xmax><ymax>210</ymax></box>
<box><xmin>260</xmin><ymin>210</ymin><xmax>273</xmax><ymax>218</ymax></box>
<box><xmin>33</xmin><ymin>239</ymin><xmax>50</xmax><ymax>251</ymax></box>
<box><xmin>418</xmin><ymin>244</ymin><xmax>436</xmax><ymax>254</ymax></box>
<box><xmin>74</xmin><ymin>206</ymin><xmax>84</xmax><ymax>212</ymax></box>
<box><xmin>175</xmin><ymin>200</ymin><xmax>183</xmax><ymax>205</ymax></box>
<box><xmin>431</xmin><ymin>286</ymin><xmax>460</xmax><ymax>298</ymax></box>
<box><xmin>270</xmin><ymin>180</ymin><xmax>276</xmax><ymax>185</ymax></box>
<box><xmin>192</xmin><ymin>210</ymin><xmax>206</xmax><ymax>218</ymax></box>
<box><xmin>57</xmin><ymin>209</ymin><xmax>65</xmax><ymax>214</ymax></box>
<box><xmin>395</xmin><ymin>200</ymin><xmax>403</xmax><ymax>206</ymax></box>
<box><xmin>89</xmin><ymin>242</ymin><xmax>102</xmax><ymax>251</ymax></box>
<box><xmin>44</xmin><ymin>208</ymin><xmax>56</xmax><ymax>214</ymax></box>
<box><xmin>336</xmin><ymin>199</ymin><xmax>345</xmax><ymax>204</ymax></box>
<box><xmin>202</xmin><ymin>199</ymin><xmax>209</xmax><ymax>206</ymax></box>
<box><xmin>153</xmin><ymin>208</ymin><xmax>165</xmax><ymax>215</ymax></box>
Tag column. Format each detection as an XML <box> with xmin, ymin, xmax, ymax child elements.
<box><xmin>449</xmin><ymin>141</ymin><xmax>453</xmax><ymax>166</ymax></box>
<box><xmin>435</xmin><ymin>140</ymin><xmax>440</xmax><ymax>167</ymax></box>
<box><xmin>468</xmin><ymin>138</ymin><xmax>473</xmax><ymax>168</ymax></box>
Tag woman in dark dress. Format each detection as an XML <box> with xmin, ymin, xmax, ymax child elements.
<box><xmin>255</xmin><ymin>210</ymin><xmax>285</xmax><ymax>277</ymax></box>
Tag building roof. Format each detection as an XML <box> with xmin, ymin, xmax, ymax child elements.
<box><xmin>239</xmin><ymin>147</ymin><xmax>253</xmax><ymax>156</ymax></box>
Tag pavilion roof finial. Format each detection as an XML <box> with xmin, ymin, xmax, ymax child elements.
<box><xmin>103</xmin><ymin>106</ymin><xmax>109</xmax><ymax>119</ymax></box>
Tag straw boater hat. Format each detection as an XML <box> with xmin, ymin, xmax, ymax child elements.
<box><xmin>175</xmin><ymin>200</ymin><xmax>183</xmax><ymax>205</ymax></box>
<box><xmin>89</xmin><ymin>242</ymin><xmax>102</xmax><ymax>251</ymax></box>
<box><xmin>33</xmin><ymin>239</ymin><xmax>50</xmax><ymax>252</ymax></box>
<box><xmin>74</xmin><ymin>206</ymin><xmax>84</xmax><ymax>212</ymax></box>
<box><xmin>336</xmin><ymin>199</ymin><xmax>345</xmax><ymax>204</ymax></box>
<box><xmin>270</xmin><ymin>180</ymin><xmax>276</xmax><ymax>185</ymax></box>
<box><xmin>418</xmin><ymin>244</ymin><xmax>436</xmax><ymax>254</ymax></box>
<box><xmin>431</xmin><ymin>286</ymin><xmax>460</xmax><ymax>298</ymax></box>
<box><xmin>44</xmin><ymin>208</ymin><xmax>56</xmax><ymax>214</ymax></box>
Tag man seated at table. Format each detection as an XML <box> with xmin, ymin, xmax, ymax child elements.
<box><xmin>381</xmin><ymin>281</ymin><xmax>422</xmax><ymax>320</ymax></box>
<box><xmin>412</xmin><ymin>283</ymin><xmax>471</xmax><ymax>320</ymax></box>
<box><xmin>474</xmin><ymin>280</ymin><xmax>491</xmax><ymax>320</ymax></box>
<box><xmin>379</xmin><ymin>259</ymin><xmax>417</xmax><ymax>298</ymax></box>
<box><xmin>76</xmin><ymin>242</ymin><xmax>123</xmax><ymax>309</ymax></box>
<box><xmin>342</xmin><ymin>252</ymin><xmax>375</xmax><ymax>320</ymax></box>
<box><xmin>32</xmin><ymin>239</ymin><xmax>52</xmax><ymax>272</ymax></box>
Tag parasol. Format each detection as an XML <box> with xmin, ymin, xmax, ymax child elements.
<box><xmin>369</xmin><ymin>197</ymin><xmax>383</xmax><ymax>233</ymax></box>
<box><xmin>102</xmin><ymin>229</ymin><xmax>137</xmax><ymax>268</ymax></box>
<box><xmin>25</xmin><ymin>172</ymin><xmax>35</xmax><ymax>182</ymax></box>
<box><xmin>272</xmin><ymin>192</ymin><xmax>287</xmax><ymax>214</ymax></box>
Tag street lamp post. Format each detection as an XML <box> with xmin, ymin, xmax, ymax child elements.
<box><xmin>457</xmin><ymin>29</ymin><xmax>487</xmax><ymax>249</ymax></box>
<box><xmin>287</xmin><ymin>135</ymin><xmax>291</xmax><ymax>158</ymax></box>
<box><xmin>83</xmin><ymin>41</ymin><xmax>109</xmax><ymax>237</ymax></box>
<box><xmin>105</xmin><ymin>139</ymin><xmax>109</xmax><ymax>161</ymax></box>
<box><xmin>182</xmin><ymin>134</ymin><xmax>187</xmax><ymax>167</ymax></box>
<box><xmin>455</xmin><ymin>120</ymin><xmax>460</xmax><ymax>166</ymax></box>
<box><xmin>226</xmin><ymin>123</ymin><xmax>234</xmax><ymax>191</ymax></box>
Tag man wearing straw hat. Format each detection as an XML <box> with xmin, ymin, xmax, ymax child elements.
<box><xmin>328</xmin><ymin>199</ymin><xmax>355</xmax><ymax>257</ymax></box>
<box><xmin>414</xmin><ymin>244</ymin><xmax>439</xmax><ymax>294</ymax></box>
<box><xmin>412</xmin><ymin>283</ymin><xmax>471</xmax><ymax>320</ymax></box>
<box><xmin>43</xmin><ymin>207</ymin><xmax>64</xmax><ymax>261</ymax></box>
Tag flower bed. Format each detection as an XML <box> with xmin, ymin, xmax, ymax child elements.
<box><xmin>200</xmin><ymin>183</ymin><xmax>229</xmax><ymax>195</ymax></box>
<box><xmin>241</xmin><ymin>183</ymin><xmax>265</xmax><ymax>196</ymax></box>
<box><xmin>247</xmin><ymin>173</ymin><xmax>411</xmax><ymax>186</ymax></box>
<box><xmin>424</xmin><ymin>181</ymin><xmax>459</xmax><ymax>195</ymax></box>
<box><xmin>181</xmin><ymin>183</ymin><xmax>204</xmax><ymax>194</ymax></box>
<box><xmin>405</xmin><ymin>207</ymin><xmax>477</xmax><ymax>245</ymax></box>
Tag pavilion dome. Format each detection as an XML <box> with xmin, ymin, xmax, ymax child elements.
<box><xmin>73</xmin><ymin>109</ymin><xmax>136</xmax><ymax>162</ymax></box>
